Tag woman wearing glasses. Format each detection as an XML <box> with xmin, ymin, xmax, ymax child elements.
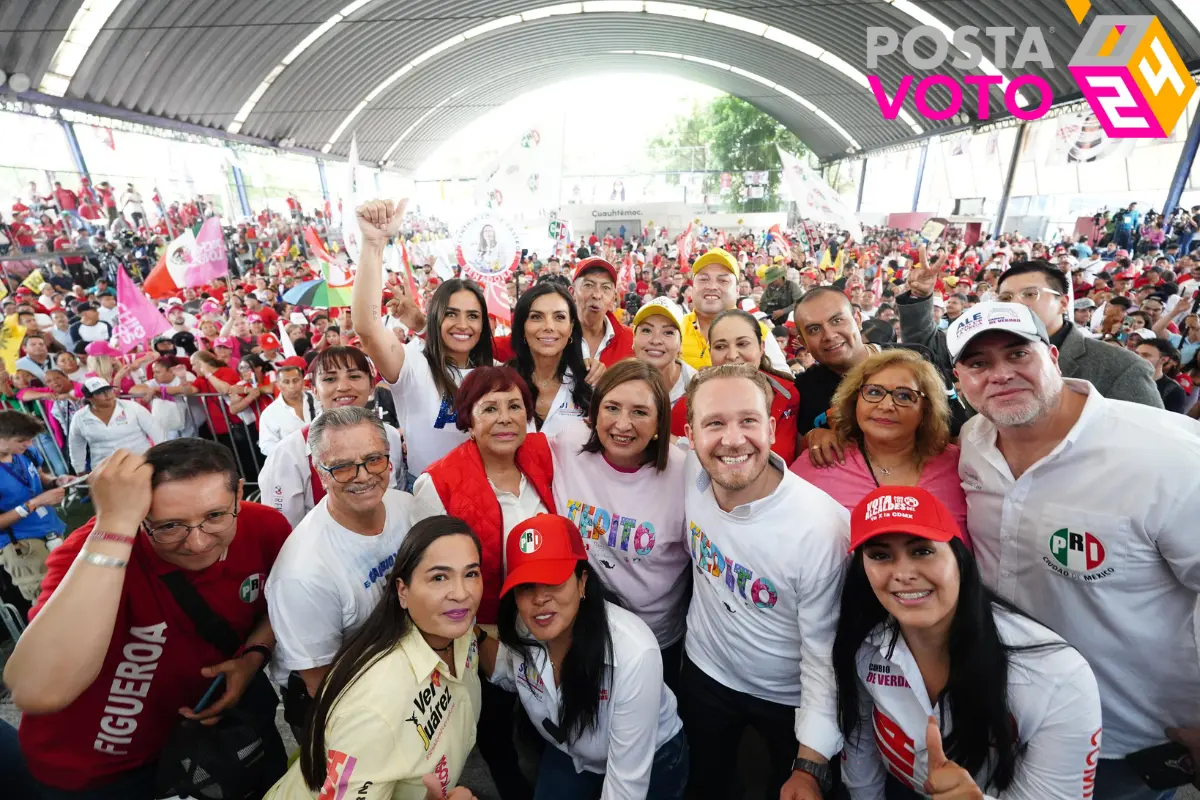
<box><xmin>790</xmin><ymin>349</ymin><xmax>967</xmax><ymax>535</ymax></box>
<box><xmin>670</xmin><ymin>308</ymin><xmax>800</xmax><ymax>462</ymax></box>
<box><xmin>265</xmin><ymin>406</ymin><xmax>416</xmax><ymax>733</ymax></box>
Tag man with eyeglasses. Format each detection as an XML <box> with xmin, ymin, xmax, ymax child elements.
<box><xmin>6</xmin><ymin>440</ymin><xmax>291</xmax><ymax>798</ymax></box>
<box><xmin>900</xmin><ymin>258</ymin><xmax>1161</xmax><ymax>407</ymax></box>
<box><xmin>680</xmin><ymin>248</ymin><xmax>791</xmax><ymax>372</ymax></box>
<box><xmin>264</xmin><ymin>405</ymin><xmax>414</xmax><ymax>731</ymax></box>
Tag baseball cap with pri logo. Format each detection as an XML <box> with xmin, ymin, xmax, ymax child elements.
<box><xmin>500</xmin><ymin>514</ymin><xmax>588</xmax><ymax>597</ymax></box>
<box><xmin>849</xmin><ymin>486</ymin><xmax>964</xmax><ymax>552</ymax></box>
<box><xmin>945</xmin><ymin>301</ymin><xmax>1050</xmax><ymax>363</ymax></box>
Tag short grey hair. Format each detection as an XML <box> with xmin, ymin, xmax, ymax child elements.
<box><xmin>308</xmin><ymin>406</ymin><xmax>387</xmax><ymax>464</ymax></box>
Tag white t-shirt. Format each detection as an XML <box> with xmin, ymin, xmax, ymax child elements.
<box><xmin>669</xmin><ymin>361</ymin><xmax>696</xmax><ymax>404</ymax></box>
<box><xmin>684</xmin><ymin>451</ymin><xmax>849</xmax><ymax>759</ymax></box>
<box><xmin>960</xmin><ymin>378</ymin><xmax>1200</xmax><ymax>757</ymax></box>
<box><xmin>257</xmin><ymin>391</ymin><xmax>317</xmax><ymax>456</ymax></box>
<box><xmin>843</xmin><ymin>606</ymin><xmax>1101</xmax><ymax>800</ymax></box>
<box><xmin>532</xmin><ymin>368</ymin><xmax>588</xmax><ymax>437</ymax></box>
<box><xmin>257</xmin><ymin>419</ymin><xmax>407</xmax><ymax>528</ymax></box>
<box><xmin>491</xmin><ymin>603</ymin><xmax>683</xmax><ymax>797</ymax></box>
<box><xmin>97</xmin><ymin>305</ymin><xmax>119</xmax><ymax>327</ymax></box>
<box><xmin>75</xmin><ymin>321</ymin><xmax>111</xmax><ymax>343</ymax></box>
<box><xmin>549</xmin><ymin>420</ymin><xmax>690</xmax><ymax>647</ymax></box>
<box><xmin>266</xmin><ymin>489</ymin><xmax>415</xmax><ymax>683</ymax></box>
<box><xmin>388</xmin><ymin>339</ymin><xmax>471</xmax><ymax>476</ymax></box>
<box><xmin>67</xmin><ymin>399</ymin><xmax>165</xmax><ymax>473</ymax></box>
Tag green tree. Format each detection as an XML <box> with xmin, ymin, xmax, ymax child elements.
<box><xmin>651</xmin><ymin>95</ymin><xmax>809</xmax><ymax>211</ymax></box>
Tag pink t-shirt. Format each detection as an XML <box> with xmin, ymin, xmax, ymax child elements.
<box><xmin>790</xmin><ymin>444</ymin><xmax>969</xmax><ymax>543</ymax></box>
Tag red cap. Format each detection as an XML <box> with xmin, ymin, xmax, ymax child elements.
<box><xmin>849</xmin><ymin>486</ymin><xmax>963</xmax><ymax>552</ymax></box>
<box><xmin>501</xmin><ymin>514</ymin><xmax>588</xmax><ymax>597</ymax></box>
<box><xmin>572</xmin><ymin>257</ymin><xmax>619</xmax><ymax>284</ymax></box>
<box><xmin>214</xmin><ymin>336</ymin><xmax>235</xmax><ymax>349</ymax></box>
<box><xmin>1116</xmin><ymin>249</ymin><xmax>1130</xmax><ymax>258</ymax></box>
<box><xmin>1114</xmin><ymin>270</ymin><xmax>1136</xmax><ymax>281</ymax></box>
<box><xmin>258</xmin><ymin>333</ymin><xmax>281</xmax><ymax>351</ymax></box>
<box><xmin>277</xmin><ymin>356</ymin><xmax>307</xmax><ymax>372</ymax></box>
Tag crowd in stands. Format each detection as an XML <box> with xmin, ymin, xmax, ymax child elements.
<box><xmin>0</xmin><ymin>182</ymin><xmax>1196</xmax><ymax>800</ymax></box>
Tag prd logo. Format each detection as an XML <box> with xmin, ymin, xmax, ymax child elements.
<box><xmin>1048</xmin><ymin>529</ymin><xmax>1106</xmax><ymax>572</ymax></box>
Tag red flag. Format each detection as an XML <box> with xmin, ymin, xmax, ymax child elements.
<box><xmin>304</xmin><ymin>226</ymin><xmax>333</xmax><ymax>261</ymax></box>
<box><xmin>142</xmin><ymin>251</ymin><xmax>178</xmax><ymax>299</ymax></box>
<box><xmin>271</xmin><ymin>237</ymin><xmax>290</xmax><ymax>261</ymax></box>
<box><xmin>617</xmin><ymin>253</ymin><xmax>634</xmax><ymax>291</ymax></box>
<box><xmin>769</xmin><ymin>224</ymin><xmax>793</xmax><ymax>252</ymax></box>
<box><xmin>483</xmin><ymin>281</ymin><xmax>511</xmax><ymax>323</ymax></box>
<box><xmin>399</xmin><ymin>240</ymin><xmax>424</xmax><ymax>312</ymax></box>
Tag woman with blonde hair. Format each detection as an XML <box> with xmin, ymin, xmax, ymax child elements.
<box><xmin>790</xmin><ymin>348</ymin><xmax>967</xmax><ymax>533</ymax></box>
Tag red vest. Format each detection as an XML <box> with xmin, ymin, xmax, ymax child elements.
<box><xmin>426</xmin><ymin>434</ymin><xmax>556</xmax><ymax>624</ymax></box>
<box><xmin>301</xmin><ymin>425</ymin><xmax>325</xmax><ymax>504</ymax></box>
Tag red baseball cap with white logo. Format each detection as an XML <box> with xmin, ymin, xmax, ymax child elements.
<box><xmin>849</xmin><ymin>486</ymin><xmax>964</xmax><ymax>552</ymax></box>
<box><xmin>501</xmin><ymin>514</ymin><xmax>588</xmax><ymax>597</ymax></box>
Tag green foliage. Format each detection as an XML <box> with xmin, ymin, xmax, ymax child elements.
<box><xmin>650</xmin><ymin>95</ymin><xmax>809</xmax><ymax>210</ymax></box>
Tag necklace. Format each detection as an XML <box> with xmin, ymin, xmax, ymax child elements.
<box><xmin>534</xmin><ymin>373</ymin><xmax>560</xmax><ymax>390</ymax></box>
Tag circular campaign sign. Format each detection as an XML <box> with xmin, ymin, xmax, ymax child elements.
<box><xmin>455</xmin><ymin>215</ymin><xmax>520</xmax><ymax>284</ymax></box>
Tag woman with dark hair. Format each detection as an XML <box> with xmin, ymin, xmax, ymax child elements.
<box><xmin>547</xmin><ymin>360</ymin><xmax>690</xmax><ymax>688</ymax></box>
<box><xmin>265</xmin><ymin>516</ymin><xmax>483</xmax><ymax>800</ymax></box>
<box><xmin>352</xmin><ymin>199</ymin><xmax>494</xmax><ymax>476</ymax></box>
<box><xmin>412</xmin><ymin>365</ymin><xmax>555</xmax><ymax>800</ymax></box>
<box><xmin>509</xmin><ymin>281</ymin><xmax>594</xmax><ymax>435</ymax></box>
<box><xmin>228</xmin><ymin>353</ymin><xmax>277</xmax><ymax>424</ymax></box>
<box><xmin>258</xmin><ymin>346</ymin><xmax>407</xmax><ymax>527</ymax></box>
<box><xmin>479</xmin><ymin>513</ymin><xmax>688</xmax><ymax>799</ymax></box>
<box><xmin>669</xmin><ymin>308</ymin><xmax>800</xmax><ymax>462</ymax></box>
<box><xmin>835</xmin><ymin>486</ymin><xmax>1101</xmax><ymax>799</ymax></box>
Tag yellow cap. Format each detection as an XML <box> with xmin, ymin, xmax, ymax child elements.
<box><xmin>691</xmin><ymin>248</ymin><xmax>739</xmax><ymax>277</ymax></box>
<box><xmin>632</xmin><ymin>297</ymin><xmax>684</xmax><ymax>330</ymax></box>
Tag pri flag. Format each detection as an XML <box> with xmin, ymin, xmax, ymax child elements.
<box><xmin>141</xmin><ymin>218</ymin><xmax>229</xmax><ymax>297</ymax></box>
<box><xmin>399</xmin><ymin>240</ymin><xmax>424</xmax><ymax>312</ymax></box>
<box><xmin>114</xmin><ymin>266</ymin><xmax>171</xmax><ymax>353</ymax></box>
<box><xmin>776</xmin><ymin>146</ymin><xmax>863</xmax><ymax>240</ymax></box>
<box><xmin>271</xmin><ymin>237</ymin><xmax>291</xmax><ymax>261</ymax></box>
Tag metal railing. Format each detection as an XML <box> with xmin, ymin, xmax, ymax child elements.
<box><xmin>11</xmin><ymin>390</ymin><xmax>264</xmax><ymax>501</ymax></box>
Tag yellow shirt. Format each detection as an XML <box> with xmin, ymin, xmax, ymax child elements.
<box><xmin>680</xmin><ymin>310</ymin><xmax>777</xmax><ymax>370</ymax></box>
<box><xmin>265</xmin><ymin>627</ymin><xmax>481</xmax><ymax>800</ymax></box>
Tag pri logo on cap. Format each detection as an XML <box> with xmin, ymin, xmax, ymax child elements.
<box><xmin>518</xmin><ymin>528</ymin><xmax>543</xmax><ymax>554</ymax></box>
<box><xmin>864</xmin><ymin>494</ymin><xmax>921</xmax><ymax>521</ymax></box>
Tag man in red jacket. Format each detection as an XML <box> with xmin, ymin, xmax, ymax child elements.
<box><xmin>570</xmin><ymin>256</ymin><xmax>634</xmax><ymax>364</ymax></box>
<box><xmin>4</xmin><ymin>440</ymin><xmax>291</xmax><ymax>797</ymax></box>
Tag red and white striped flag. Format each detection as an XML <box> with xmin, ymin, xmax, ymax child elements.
<box><xmin>399</xmin><ymin>240</ymin><xmax>424</xmax><ymax>312</ymax></box>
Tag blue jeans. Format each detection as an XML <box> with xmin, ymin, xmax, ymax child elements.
<box><xmin>532</xmin><ymin>729</ymin><xmax>689</xmax><ymax>800</ymax></box>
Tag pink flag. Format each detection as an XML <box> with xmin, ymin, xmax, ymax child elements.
<box><xmin>115</xmin><ymin>266</ymin><xmax>172</xmax><ymax>353</ymax></box>
<box><xmin>184</xmin><ymin>218</ymin><xmax>229</xmax><ymax>287</ymax></box>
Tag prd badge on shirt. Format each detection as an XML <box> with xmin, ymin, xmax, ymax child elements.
<box><xmin>1043</xmin><ymin>527</ymin><xmax>1115</xmax><ymax>582</ymax></box>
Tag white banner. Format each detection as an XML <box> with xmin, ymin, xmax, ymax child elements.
<box><xmin>475</xmin><ymin>116</ymin><xmax>564</xmax><ymax>221</ymax></box>
<box><xmin>1047</xmin><ymin>112</ymin><xmax>1136</xmax><ymax>165</ymax></box>
<box><xmin>341</xmin><ymin>135</ymin><xmax>364</xmax><ymax>263</ymax></box>
<box><xmin>776</xmin><ymin>146</ymin><xmax>863</xmax><ymax>240</ymax></box>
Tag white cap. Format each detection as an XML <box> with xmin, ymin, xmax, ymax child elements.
<box><xmin>82</xmin><ymin>376</ymin><xmax>112</xmax><ymax>396</ymax></box>
<box><xmin>946</xmin><ymin>302</ymin><xmax>1051</xmax><ymax>362</ymax></box>
<box><xmin>932</xmin><ymin>295</ymin><xmax>946</xmax><ymax>309</ymax></box>
<box><xmin>1128</xmin><ymin>328</ymin><xmax>1156</xmax><ymax>340</ymax></box>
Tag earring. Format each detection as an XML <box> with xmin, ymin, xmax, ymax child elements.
<box><xmin>652</xmin><ymin>434</ymin><xmax>659</xmax><ymax>440</ymax></box>
<box><xmin>568</xmin><ymin>335</ymin><xmax>574</xmax><ymax>344</ymax></box>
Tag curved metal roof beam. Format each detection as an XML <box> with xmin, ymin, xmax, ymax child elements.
<box><xmin>39</xmin><ymin>0</ymin><xmax>126</xmax><ymax>96</ymax></box>
<box><xmin>379</xmin><ymin>51</ymin><xmax>864</xmax><ymax>165</ymax></box>
<box><xmin>222</xmin><ymin>0</ymin><xmax>929</xmax><ymax>148</ymax></box>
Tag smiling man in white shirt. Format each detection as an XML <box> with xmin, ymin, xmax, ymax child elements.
<box><xmin>948</xmin><ymin>302</ymin><xmax>1200</xmax><ymax>800</ymax></box>
<box><xmin>680</xmin><ymin>363</ymin><xmax>849</xmax><ymax>800</ymax></box>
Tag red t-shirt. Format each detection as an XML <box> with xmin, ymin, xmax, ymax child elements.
<box><xmin>19</xmin><ymin>503</ymin><xmax>291</xmax><ymax>791</ymax></box>
<box><xmin>252</xmin><ymin>306</ymin><xmax>279</xmax><ymax>329</ymax></box>
<box><xmin>10</xmin><ymin>222</ymin><xmax>34</xmax><ymax>248</ymax></box>
<box><xmin>98</xmin><ymin>187</ymin><xmax>116</xmax><ymax>209</ymax></box>
<box><xmin>192</xmin><ymin>367</ymin><xmax>241</xmax><ymax>434</ymax></box>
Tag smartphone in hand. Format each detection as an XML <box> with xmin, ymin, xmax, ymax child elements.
<box><xmin>191</xmin><ymin>674</ymin><xmax>226</xmax><ymax>715</ymax></box>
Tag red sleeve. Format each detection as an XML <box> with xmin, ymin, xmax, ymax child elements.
<box><xmin>670</xmin><ymin>397</ymin><xmax>688</xmax><ymax>437</ymax></box>
<box><xmin>493</xmin><ymin>335</ymin><xmax>515</xmax><ymax>363</ymax></box>
<box><xmin>29</xmin><ymin>517</ymin><xmax>97</xmax><ymax>620</ymax></box>
<box><xmin>191</xmin><ymin>376</ymin><xmax>213</xmax><ymax>393</ymax></box>
<box><xmin>214</xmin><ymin>367</ymin><xmax>240</xmax><ymax>384</ymax></box>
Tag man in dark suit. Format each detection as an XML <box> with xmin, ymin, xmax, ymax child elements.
<box><xmin>898</xmin><ymin>259</ymin><xmax>1162</xmax><ymax>408</ymax></box>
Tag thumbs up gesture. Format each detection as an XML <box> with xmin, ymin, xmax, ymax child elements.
<box><xmin>923</xmin><ymin>716</ymin><xmax>984</xmax><ymax>799</ymax></box>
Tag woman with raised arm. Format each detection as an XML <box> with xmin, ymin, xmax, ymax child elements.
<box><xmin>351</xmin><ymin>199</ymin><xmax>495</xmax><ymax>477</ymax></box>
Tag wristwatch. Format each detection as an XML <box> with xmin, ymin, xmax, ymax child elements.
<box><xmin>792</xmin><ymin>757</ymin><xmax>833</xmax><ymax>795</ymax></box>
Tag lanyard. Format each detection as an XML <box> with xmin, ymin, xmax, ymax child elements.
<box><xmin>0</xmin><ymin>456</ymin><xmax>36</xmax><ymax>494</ymax></box>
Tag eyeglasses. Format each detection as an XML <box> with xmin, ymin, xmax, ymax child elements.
<box><xmin>319</xmin><ymin>454</ymin><xmax>391</xmax><ymax>483</ymax></box>
<box><xmin>143</xmin><ymin>507</ymin><xmax>238</xmax><ymax>544</ymax></box>
<box><xmin>860</xmin><ymin>384</ymin><xmax>925</xmax><ymax>407</ymax></box>
<box><xmin>997</xmin><ymin>287</ymin><xmax>1062</xmax><ymax>305</ymax></box>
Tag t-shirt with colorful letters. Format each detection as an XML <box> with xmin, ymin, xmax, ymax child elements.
<box><xmin>549</xmin><ymin>420</ymin><xmax>690</xmax><ymax>647</ymax></box>
<box><xmin>264</xmin><ymin>628</ymin><xmax>481</xmax><ymax>799</ymax></box>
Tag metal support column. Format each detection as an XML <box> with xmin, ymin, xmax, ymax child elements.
<box><xmin>856</xmin><ymin>158</ymin><xmax>868</xmax><ymax>213</ymax></box>
<box><xmin>317</xmin><ymin>159</ymin><xmax>330</xmax><ymax>201</ymax></box>
<box><xmin>59</xmin><ymin>119</ymin><xmax>91</xmax><ymax>181</ymax></box>
<box><xmin>994</xmin><ymin>123</ymin><xmax>1028</xmax><ymax>238</ymax></box>
<box><xmin>1163</xmin><ymin>110</ymin><xmax>1200</xmax><ymax>218</ymax></box>
<box><xmin>911</xmin><ymin>142</ymin><xmax>929</xmax><ymax>213</ymax></box>
<box><xmin>231</xmin><ymin>165</ymin><xmax>252</xmax><ymax>217</ymax></box>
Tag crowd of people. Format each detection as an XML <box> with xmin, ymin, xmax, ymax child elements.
<box><xmin>0</xmin><ymin>184</ymin><xmax>1196</xmax><ymax>800</ymax></box>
